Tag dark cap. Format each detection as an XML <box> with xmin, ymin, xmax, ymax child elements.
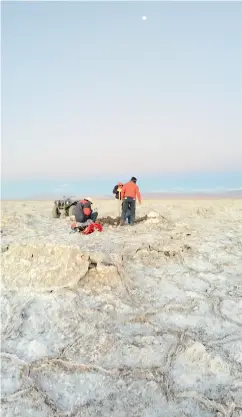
<box><xmin>131</xmin><ymin>177</ymin><xmax>137</xmax><ymax>183</ymax></box>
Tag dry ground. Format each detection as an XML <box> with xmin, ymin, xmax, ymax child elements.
<box><xmin>1</xmin><ymin>199</ymin><xmax>242</xmax><ymax>417</ymax></box>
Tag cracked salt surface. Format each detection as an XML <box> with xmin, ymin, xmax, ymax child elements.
<box><xmin>1</xmin><ymin>199</ymin><xmax>242</xmax><ymax>416</ymax></box>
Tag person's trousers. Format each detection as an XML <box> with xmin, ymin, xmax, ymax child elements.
<box><xmin>75</xmin><ymin>210</ymin><xmax>98</xmax><ymax>223</ymax></box>
<box><xmin>126</xmin><ymin>208</ymin><xmax>131</xmax><ymax>224</ymax></box>
<box><xmin>90</xmin><ymin>211</ymin><xmax>98</xmax><ymax>222</ymax></box>
<box><xmin>121</xmin><ymin>198</ymin><xmax>136</xmax><ymax>225</ymax></box>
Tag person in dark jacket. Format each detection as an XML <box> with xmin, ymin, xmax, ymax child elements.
<box><xmin>74</xmin><ymin>197</ymin><xmax>98</xmax><ymax>223</ymax></box>
<box><xmin>113</xmin><ymin>182</ymin><xmax>123</xmax><ymax>200</ymax></box>
<box><xmin>113</xmin><ymin>182</ymin><xmax>123</xmax><ymax>217</ymax></box>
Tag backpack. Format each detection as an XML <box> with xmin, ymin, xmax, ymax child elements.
<box><xmin>71</xmin><ymin>222</ymin><xmax>103</xmax><ymax>235</ymax></box>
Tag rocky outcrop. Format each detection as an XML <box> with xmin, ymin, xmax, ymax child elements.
<box><xmin>1</xmin><ymin>244</ymin><xmax>124</xmax><ymax>293</ymax></box>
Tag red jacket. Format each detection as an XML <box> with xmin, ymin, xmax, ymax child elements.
<box><xmin>121</xmin><ymin>181</ymin><xmax>141</xmax><ymax>203</ymax></box>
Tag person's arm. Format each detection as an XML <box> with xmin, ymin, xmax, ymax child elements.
<box><xmin>121</xmin><ymin>185</ymin><xmax>126</xmax><ymax>200</ymax></box>
<box><xmin>136</xmin><ymin>185</ymin><xmax>142</xmax><ymax>204</ymax></box>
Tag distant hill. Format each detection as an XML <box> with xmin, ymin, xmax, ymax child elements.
<box><xmin>140</xmin><ymin>189</ymin><xmax>242</xmax><ymax>199</ymax></box>
<box><xmin>2</xmin><ymin>189</ymin><xmax>242</xmax><ymax>201</ymax></box>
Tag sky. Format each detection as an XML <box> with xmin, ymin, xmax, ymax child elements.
<box><xmin>1</xmin><ymin>1</ymin><xmax>242</xmax><ymax>198</ymax></box>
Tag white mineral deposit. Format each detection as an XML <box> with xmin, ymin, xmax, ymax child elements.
<box><xmin>1</xmin><ymin>198</ymin><xmax>242</xmax><ymax>416</ymax></box>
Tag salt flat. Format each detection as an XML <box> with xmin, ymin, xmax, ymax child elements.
<box><xmin>1</xmin><ymin>198</ymin><xmax>242</xmax><ymax>417</ymax></box>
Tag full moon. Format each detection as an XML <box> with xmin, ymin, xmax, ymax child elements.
<box><xmin>142</xmin><ymin>16</ymin><xmax>147</xmax><ymax>21</ymax></box>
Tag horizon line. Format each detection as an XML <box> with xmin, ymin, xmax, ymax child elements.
<box><xmin>1</xmin><ymin>189</ymin><xmax>242</xmax><ymax>201</ymax></box>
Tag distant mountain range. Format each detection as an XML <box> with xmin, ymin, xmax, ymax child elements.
<box><xmin>140</xmin><ymin>189</ymin><xmax>242</xmax><ymax>199</ymax></box>
<box><xmin>3</xmin><ymin>188</ymin><xmax>241</xmax><ymax>201</ymax></box>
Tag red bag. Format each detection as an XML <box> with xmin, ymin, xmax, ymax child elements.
<box><xmin>82</xmin><ymin>223</ymin><xmax>103</xmax><ymax>235</ymax></box>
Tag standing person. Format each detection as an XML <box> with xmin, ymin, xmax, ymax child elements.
<box><xmin>112</xmin><ymin>182</ymin><xmax>123</xmax><ymax>217</ymax></box>
<box><xmin>120</xmin><ymin>177</ymin><xmax>142</xmax><ymax>226</ymax></box>
<box><xmin>74</xmin><ymin>197</ymin><xmax>98</xmax><ymax>223</ymax></box>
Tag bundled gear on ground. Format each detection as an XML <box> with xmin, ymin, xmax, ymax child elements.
<box><xmin>71</xmin><ymin>221</ymin><xmax>103</xmax><ymax>235</ymax></box>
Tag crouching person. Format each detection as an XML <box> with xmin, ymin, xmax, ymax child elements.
<box><xmin>74</xmin><ymin>197</ymin><xmax>98</xmax><ymax>223</ymax></box>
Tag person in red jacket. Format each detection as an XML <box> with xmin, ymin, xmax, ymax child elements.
<box><xmin>120</xmin><ymin>177</ymin><xmax>142</xmax><ymax>226</ymax></box>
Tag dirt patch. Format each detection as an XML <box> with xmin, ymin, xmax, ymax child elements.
<box><xmin>135</xmin><ymin>215</ymin><xmax>148</xmax><ymax>224</ymax></box>
<box><xmin>97</xmin><ymin>215</ymin><xmax>148</xmax><ymax>226</ymax></box>
<box><xmin>97</xmin><ymin>216</ymin><xmax>120</xmax><ymax>226</ymax></box>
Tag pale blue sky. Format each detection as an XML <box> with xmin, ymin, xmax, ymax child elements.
<box><xmin>1</xmin><ymin>1</ymin><xmax>242</xmax><ymax>198</ymax></box>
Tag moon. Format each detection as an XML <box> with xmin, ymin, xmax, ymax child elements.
<box><xmin>142</xmin><ymin>16</ymin><xmax>147</xmax><ymax>21</ymax></box>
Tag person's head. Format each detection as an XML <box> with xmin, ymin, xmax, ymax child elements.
<box><xmin>131</xmin><ymin>177</ymin><xmax>137</xmax><ymax>183</ymax></box>
<box><xmin>118</xmin><ymin>182</ymin><xmax>123</xmax><ymax>186</ymax></box>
